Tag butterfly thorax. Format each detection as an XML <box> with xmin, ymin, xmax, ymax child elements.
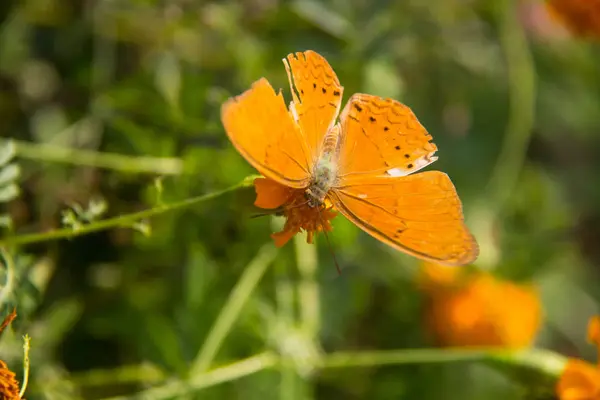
<box><xmin>305</xmin><ymin>127</ymin><xmax>341</xmax><ymax>208</ymax></box>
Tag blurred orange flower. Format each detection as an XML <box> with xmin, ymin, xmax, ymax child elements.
<box><xmin>0</xmin><ymin>309</ymin><xmax>21</xmax><ymax>400</ymax></box>
<box><xmin>420</xmin><ymin>262</ymin><xmax>542</xmax><ymax>348</ymax></box>
<box><xmin>546</xmin><ymin>0</ymin><xmax>600</xmax><ymax>38</ymax></box>
<box><xmin>253</xmin><ymin>177</ymin><xmax>336</xmax><ymax>247</ymax></box>
<box><xmin>556</xmin><ymin>316</ymin><xmax>600</xmax><ymax>399</ymax></box>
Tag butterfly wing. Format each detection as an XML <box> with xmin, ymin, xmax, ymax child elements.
<box><xmin>337</xmin><ymin>93</ymin><xmax>438</xmax><ymax>178</ymax></box>
<box><xmin>332</xmin><ymin>94</ymin><xmax>477</xmax><ymax>265</ymax></box>
<box><xmin>330</xmin><ymin>171</ymin><xmax>478</xmax><ymax>266</ymax></box>
<box><xmin>283</xmin><ymin>51</ymin><xmax>344</xmax><ymax>163</ymax></box>
<box><xmin>221</xmin><ymin>78</ymin><xmax>312</xmax><ymax>187</ymax></box>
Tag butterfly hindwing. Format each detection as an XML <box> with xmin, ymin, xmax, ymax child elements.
<box><xmin>330</xmin><ymin>171</ymin><xmax>478</xmax><ymax>265</ymax></box>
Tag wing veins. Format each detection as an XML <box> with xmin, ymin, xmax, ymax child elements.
<box><xmin>334</xmin><ymin>190</ymin><xmax>462</xmax><ymax>225</ymax></box>
<box><xmin>280</xmin><ymin>147</ymin><xmax>310</xmax><ymax>174</ymax></box>
<box><xmin>336</xmin><ymin>186</ymin><xmax>454</xmax><ymax>199</ymax></box>
<box><xmin>329</xmin><ymin>192</ymin><xmax>454</xmax><ymax>262</ymax></box>
<box><xmin>235</xmin><ymin>144</ymin><xmax>310</xmax><ymax>186</ymax></box>
<box><xmin>333</xmin><ymin>189</ymin><xmax>406</xmax><ymax>222</ymax></box>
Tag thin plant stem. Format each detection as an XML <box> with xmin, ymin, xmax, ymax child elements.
<box><xmin>96</xmin><ymin>348</ymin><xmax>567</xmax><ymax>399</ymax></box>
<box><xmin>101</xmin><ymin>352</ymin><xmax>278</xmax><ymax>400</ymax></box>
<box><xmin>0</xmin><ymin>175</ymin><xmax>259</xmax><ymax>247</ymax></box>
<box><xmin>274</xmin><ymin>255</ymin><xmax>299</xmax><ymax>400</ymax></box>
<box><xmin>189</xmin><ymin>244</ymin><xmax>278</xmax><ymax>376</ymax></box>
<box><xmin>322</xmin><ymin>347</ymin><xmax>566</xmax><ymax>377</ymax></box>
<box><xmin>294</xmin><ymin>234</ymin><xmax>320</xmax><ymax>341</ymax></box>
<box><xmin>19</xmin><ymin>334</ymin><xmax>31</xmax><ymax>398</ymax></box>
<box><xmin>486</xmin><ymin>0</ymin><xmax>536</xmax><ymax>217</ymax></box>
<box><xmin>10</xmin><ymin>139</ymin><xmax>184</xmax><ymax>176</ymax></box>
<box><xmin>69</xmin><ymin>363</ymin><xmax>166</xmax><ymax>387</ymax></box>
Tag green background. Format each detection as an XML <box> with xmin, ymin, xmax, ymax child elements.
<box><xmin>0</xmin><ymin>0</ymin><xmax>599</xmax><ymax>399</ymax></box>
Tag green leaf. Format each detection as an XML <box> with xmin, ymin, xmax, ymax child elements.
<box><xmin>154</xmin><ymin>51</ymin><xmax>181</xmax><ymax>111</ymax></box>
<box><xmin>143</xmin><ymin>313</ymin><xmax>186</xmax><ymax>374</ymax></box>
<box><xmin>0</xmin><ymin>215</ymin><xmax>12</xmax><ymax>229</ymax></box>
<box><xmin>0</xmin><ymin>183</ymin><xmax>19</xmax><ymax>203</ymax></box>
<box><xmin>0</xmin><ymin>140</ymin><xmax>16</xmax><ymax>166</ymax></box>
<box><xmin>0</xmin><ymin>163</ymin><xmax>20</xmax><ymax>187</ymax></box>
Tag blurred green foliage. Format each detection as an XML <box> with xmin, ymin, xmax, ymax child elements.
<box><xmin>0</xmin><ymin>0</ymin><xmax>599</xmax><ymax>399</ymax></box>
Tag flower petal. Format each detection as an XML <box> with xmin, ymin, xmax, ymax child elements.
<box><xmin>546</xmin><ymin>0</ymin><xmax>600</xmax><ymax>39</ymax></box>
<box><xmin>0</xmin><ymin>360</ymin><xmax>20</xmax><ymax>400</ymax></box>
<box><xmin>423</xmin><ymin>271</ymin><xmax>541</xmax><ymax>348</ymax></box>
<box><xmin>556</xmin><ymin>359</ymin><xmax>600</xmax><ymax>399</ymax></box>
<box><xmin>587</xmin><ymin>315</ymin><xmax>600</xmax><ymax>346</ymax></box>
<box><xmin>254</xmin><ymin>178</ymin><xmax>294</xmax><ymax>209</ymax></box>
<box><xmin>271</xmin><ymin>228</ymin><xmax>297</xmax><ymax>247</ymax></box>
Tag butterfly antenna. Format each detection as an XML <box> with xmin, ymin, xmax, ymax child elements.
<box><xmin>251</xmin><ymin>200</ymin><xmax>311</xmax><ymax>219</ymax></box>
<box><xmin>284</xmin><ymin>199</ymin><xmax>310</xmax><ymax>211</ymax></box>
<box><xmin>316</xmin><ymin>205</ymin><xmax>341</xmax><ymax>275</ymax></box>
<box><xmin>250</xmin><ymin>212</ymin><xmax>273</xmax><ymax>219</ymax></box>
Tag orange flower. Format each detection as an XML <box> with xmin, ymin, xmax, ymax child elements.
<box><xmin>556</xmin><ymin>316</ymin><xmax>600</xmax><ymax>399</ymax></box>
<box><xmin>0</xmin><ymin>309</ymin><xmax>21</xmax><ymax>400</ymax></box>
<box><xmin>253</xmin><ymin>177</ymin><xmax>337</xmax><ymax>247</ymax></box>
<box><xmin>0</xmin><ymin>360</ymin><xmax>20</xmax><ymax>400</ymax></box>
<box><xmin>546</xmin><ymin>0</ymin><xmax>600</xmax><ymax>38</ymax></box>
<box><xmin>421</xmin><ymin>262</ymin><xmax>542</xmax><ymax>348</ymax></box>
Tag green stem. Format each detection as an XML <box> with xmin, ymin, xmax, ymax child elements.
<box><xmin>69</xmin><ymin>363</ymin><xmax>166</xmax><ymax>387</ymax></box>
<box><xmin>95</xmin><ymin>348</ymin><xmax>567</xmax><ymax>399</ymax></box>
<box><xmin>294</xmin><ymin>234</ymin><xmax>320</xmax><ymax>341</ymax></box>
<box><xmin>101</xmin><ymin>352</ymin><xmax>278</xmax><ymax>400</ymax></box>
<box><xmin>189</xmin><ymin>244</ymin><xmax>278</xmax><ymax>376</ymax></box>
<box><xmin>9</xmin><ymin>138</ymin><xmax>184</xmax><ymax>175</ymax></box>
<box><xmin>19</xmin><ymin>334</ymin><xmax>31</xmax><ymax>399</ymax></box>
<box><xmin>274</xmin><ymin>255</ymin><xmax>299</xmax><ymax>400</ymax></box>
<box><xmin>486</xmin><ymin>1</ymin><xmax>536</xmax><ymax>216</ymax></box>
<box><xmin>323</xmin><ymin>348</ymin><xmax>566</xmax><ymax>377</ymax></box>
<box><xmin>0</xmin><ymin>176</ymin><xmax>259</xmax><ymax>246</ymax></box>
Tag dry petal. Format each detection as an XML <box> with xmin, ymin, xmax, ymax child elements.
<box><xmin>0</xmin><ymin>309</ymin><xmax>16</xmax><ymax>335</ymax></box>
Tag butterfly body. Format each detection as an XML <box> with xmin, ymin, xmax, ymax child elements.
<box><xmin>222</xmin><ymin>50</ymin><xmax>479</xmax><ymax>266</ymax></box>
<box><xmin>306</xmin><ymin>127</ymin><xmax>341</xmax><ymax>207</ymax></box>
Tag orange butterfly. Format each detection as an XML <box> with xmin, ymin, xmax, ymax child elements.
<box><xmin>222</xmin><ymin>50</ymin><xmax>478</xmax><ymax>266</ymax></box>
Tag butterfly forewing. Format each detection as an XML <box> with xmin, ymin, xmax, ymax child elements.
<box><xmin>284</xmin><ymin>51</ymin><xmax>344</xmax><ymax>163</ymax></box>
<box><xmin>221</xmin><ymin>78</ymin><xmax>312</xmax><ymax>187</ymax></box>
<box><xmin>337</xmin><ymin>93</ymin><xmax>438</xmax><ymax>178</ymax></box>
<box><xmin>330</xmin><ymin>171</ymin><xmax>478</xmax><ymax>266</ymax></box>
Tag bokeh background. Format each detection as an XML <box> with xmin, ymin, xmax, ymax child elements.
<box><xmin>1</xmin><ymin>0</ymin><xmax>599</xmax><ymax>399</ymax></box>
